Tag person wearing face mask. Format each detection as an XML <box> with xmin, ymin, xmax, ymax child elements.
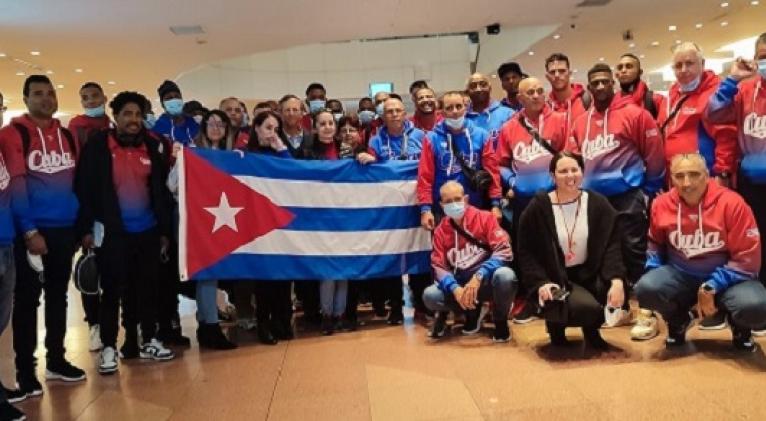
<box><xmin>370</xmin><ymin>91</ymin><xmax>392</xmax><ymax>137</ymax></box>
<box><xmin>357</xmin><ymin>97</ymin><xmax>377</xmax><ymax>144</ymax></box>
<box><xmin>517</xmin><ymin>152</ymin><xmax>626</xmax><ymax>349</ymax></box>
<box><xmin>301</xmin><ymin>82</ymin><xmax>328</xmax><ymax>131</ymax></box>
<box><xmin>143</xmin><ymin>98</ymin><xmax>157</xmax><ymax>131</ymax></box>
<box><xmin>326</xmin><ymin>99</ymin><xmax>344</xmax><ymax>124</ymax></box>
<box><xmin>497</xmin><ymin>62</ymin><xmax>527</xmax><ymax>113</ymax></box>
<box><xmin>0</xmin><ymin>75</ymin><xmax>85</xmax><ymax>395</ymax></box>
<box><xmin>569</xmin><ymin>63</ymin><xmax>666</xmax><ymax>336</ymax></box>
<box><xmin>465</xmin><ymin>73</ymin><xmax>514</xmax><ymax>149</ymax></box>
<box><xmin>422</xmin><ymin>181</ymin><xmax>517</xmax><ymax>342</ymax></box>
<box><xmin>151</xmin><ymin>80</ymin><xmax>199</xmax><ymax>146</ymax></box>
<box><xmin>68</xmin><ymin>82</ymin><xmax>112</xmax><ymax>147</ymax></box>
<box><xmin>410</xmin><ymin>87</ymin><xmax>442</xmax><ymax>132</ymax></box>
<box><xmin>75</xmin><ymin>91</ymin><xmax>175</xmax><ymax>374</ymax></box>
<box><xmin>417</xmin><ymin>91</ymin><xmax>503</xmax><ymax>231</ymax></box>
<box><xmin>614</xmin><ymin>54</ymin><xmax>665</xmax><ymax>119</ymax></box>
<box><xmin>219</xmin><ymin>97</ymin><xmax>250</xmax><ymax>149</ymax></box>
<box><xmin>706</xmin><ymin>35</ymin><xmax>766</xmax><ymax>338</ymax></box>
<box><xmin>635</xmin><ymin>153</ymin><xmax>766</xmax><ymax>352</ymax></box>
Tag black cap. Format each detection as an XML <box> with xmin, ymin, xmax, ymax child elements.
<box><xmin>157</xmin><ymin>80</ymin><xmax>181</xmax><ymax>99</ymax></box>
<box><xmin>497</xmin><ymin>62</ymin><xmax>524</xmax><ymax>79</ymax></box>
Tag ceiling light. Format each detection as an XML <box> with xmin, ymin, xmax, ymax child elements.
<box><xmin>0</xmin><ymin>53</ymin><xmax>6</xmax><ymax>58</ymax></box>
<box><xmin>15</xmin><ymin>71</ymin><xmax>25</xmax><ymax>76</ymax></box>
<box><xmin>668</xmin><ymin>25</ymin><xmax>677</xmax><ymax>31</ymax></box>
<box><xmin>639</xmin><ymin>54</ymin><xmax>646</xmax><ymax>59</ymax></box>
<box><xmin>46</xmin><ymin>70</ymin><xmax>54</xmax><ymax>74</ymax></box>
<box><xmin>629</xmin><ymin>43</ymin><xmax>636</xmax><ymax>48</ymax></box>
<box><xmin>553</xmin><ymin>34</ymin><xmax>561</xmax><ymax>40</ymax></box>
<box><xmin>75</xmin><ymin>68</ymin><xmax>83</xmax><ymax>73</ymax></box>
<box><xmin>721</xmin><ymin>21</ymin><xmax>729</xmax><ymax>26</ymax></box>
<box><xmin>695</xmin><ymin>23</ymin><xmax>703</xmax><ymax>29</ymax></box>
<box><xmin>752</xmin><ymin>1</ymin><xmax>760</xmax><ymax>5</ymax></box>
<box><xmin>721</xmin><ymin>2</ymin><xmax>729</xmax><ymax>6</ymax></box>
<box><xmin>599</xmin><ymin>57</ymin><xmax>605</xmax><ymax>61</ymax></box>
<box><xmin>30</xmin><ymin>51</ymin><xmax>40</xmax><ymax>56</ymax></box>
<box><xmin>57</xmin><ymin>84</ymin><xmax>64</xmax><ymax>89</ymax></box>
<box><xmin>528</xmin><ymin>51</ymin><xmax>535</xmax><ymax>56</ymax></box>
<box><xmin>572</xmin><ymin>69</ymin><xmax>579</xmax><ymax>73</ymax></box>
<box><xmin>651</xmin><ymin>41</ymin><xmax>660</xmax><ymax>46</ymax></box>
<box><xmin>107</xmin><ymin>81</ymin><xmax>116</xmax><ymax>85</ymax></box>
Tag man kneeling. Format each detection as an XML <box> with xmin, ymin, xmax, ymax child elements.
<box><xmin>422</xmin><ymin>181</ymin><xmax>518</xmax><ymax>342</ymax></box>
<box><xmin>636</xmin><ymin>153</ymin><xmax>766</xmax><ymax>351</ymax></box>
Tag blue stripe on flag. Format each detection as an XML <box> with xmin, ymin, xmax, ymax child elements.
<box><xmin>283</xmin><ymin>206</ymin><xmax>421</xmax><ymax>231</ymax></box>
<box><xmin>190</xmin><ymin>252</ymin><xmax>431</xmax><ymax>281</ymax></box>
<box><xmin>192</xmin><ymin>148</ymin><xmax>418</xmax><ymax>182</ymax></box>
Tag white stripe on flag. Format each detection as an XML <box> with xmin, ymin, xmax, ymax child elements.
<box><xmin>232</xmin><ymin>228</ymin><xmax>432</xmax><ymax>256</ymax></box>
<box><xmin>234</xmin><ymin>176</ymin><xmax>416</xmax><ymax>208</ymax></box>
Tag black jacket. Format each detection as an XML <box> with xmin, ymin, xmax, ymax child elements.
<box><xmin>75</xmin><ymin>129</ymin><xmax>172</xmax><ymax>240</ymax></box>
<box><xmin>517</xmin><ymin>190</ymin><xmax>625</xmax><ymax>297</ymax></box>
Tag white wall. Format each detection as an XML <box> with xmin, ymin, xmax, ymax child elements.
<box><xmin>177</xmin><ymin>35</ymin><xmax>473</xmax><ymax>109</ymax></box>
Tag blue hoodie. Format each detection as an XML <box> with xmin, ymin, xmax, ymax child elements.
<box><xmin>466</xmin><ymin>100</ymin><xmax>515</xmax><ymax>149</ymax></box>
<box><xmin>417</xmin><ymin>120</ymin><xmax>501</xmax><ymax>213</ymax></box>
<box><xmin>368</xmin><ymin>120</ymin><xmax>426</xmax><ymax>161</ymax></box>
<box><xmin>152</xmin><ymin>114</ymin><xmax>199</xmax><ymax>146</ymax></box>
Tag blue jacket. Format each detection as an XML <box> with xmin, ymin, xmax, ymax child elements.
<box><xmin>368</xmin><ymin>121</ymin><xmax>426</xmax><ymax>161</ymax></box>
<box><xmin>152</xmin><ymin>114</ymin><xmax>199</xmax><ymax>146</ymax></box>
<box><xmin>466</xmin><ymin>100</ymin><xmax>515</xmax><ymax>149</ymax></box>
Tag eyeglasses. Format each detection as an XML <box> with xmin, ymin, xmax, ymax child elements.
<box><xmin>340</xmin><ymin>127</ymin><xmax>358</xmax><ymax>134</ymax></box>
<box><xmin>207</xmin><ymin>122</ymin><xmax>226</xmax><ymax>129</ymax></box>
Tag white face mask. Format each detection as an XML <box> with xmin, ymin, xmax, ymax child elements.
<box><xmin>193</xmin><ymin>115</ymin><xmax>204</xmax><ymax>124</ymax></box>
<box><xmin>680</xmin><ymin>76</ymin><xmax>701</xmax><ymax>93</ymax></box>
<box><xmin>758</xmin><ymin>59</ymin><xmax>766</xmax><ymax>79</ymax></box>
<box><xmin>27</xmin><ymin>251</ymin><xmax>44</xmax><ymax>273</ymax></box>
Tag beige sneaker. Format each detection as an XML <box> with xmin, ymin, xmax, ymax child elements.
<box><xmin>630</xmin><ymin>309</ymin><xmax>659</xmax><ymax>341</ymax></box>
<box><xmin>603</xmin><ymin>308</ymin><xmax>633</xmax><ymax>328</ymax></box>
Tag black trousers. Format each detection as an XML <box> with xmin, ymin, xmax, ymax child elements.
<box><xmin>254</xmin><ymin>281</ymin><xmax>293</xmax><ymax>331</ymax></box>
<box><xmin>739</xmin><ymin>174</ymin><xmax>766</xmax><ymax>284</ymax></box>
<box><xmin>545</xmin><ymin>275</ymin><xmax>607</xmax><ymax>332</ymax></box>
<box><xmin>97</xmin><ymin>228</ymin><xmax>160</xmax><ymax>348</ymax></box>
<box><xmin>12</xmin><ymin>227</ymin><xmax>76</xmax><ymax>374</ymax></box>
<box><xmin>408</xmin><ymin>273</ymin><xmax>432</xmax><ymax>313</ymax></box>
<box><xmin>607</xmin><ymin>188</ymin><xmax>647</xmax><ymax>288</ymax></box>
<box><xmin>157</xmin><ymin>237</ymin><xmax>181</xmax><ymax>331</ymax></box>
<box><xmin>82</xmin><ymin>291</ymin><xmax>99</xmax><ymax>326</ymax></box>
<box><xmin>295</xmin><ymin>280</ymin><xmax>320</xmax><ymax>318</ymax></box>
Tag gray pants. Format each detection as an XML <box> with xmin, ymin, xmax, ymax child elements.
<box><xmin>0</xmin><ymin>245</ymin><xmax>15</xmax><ymax>401</ymax></box>
<box><xmin>636</xmin><ymin>265</ymin><xmax>766</xmax><ymax>329</ymax></box>
<box><xmin>423</xmin><ymin>267</ymin><xmax>518</xmax><ymax>323</ymax></box>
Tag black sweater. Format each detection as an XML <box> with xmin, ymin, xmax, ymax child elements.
<box><xmin>74</xmin><ymin>129</ymin><xmax>172</xmax><ymax>240</ymax></box>
<box><xmin>517</xmin><ymin>190</ymin><xmax>625</xmax><ymax>296</ymax></box>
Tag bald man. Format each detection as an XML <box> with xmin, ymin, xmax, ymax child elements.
<box><xmin>423</xmin><ymin>181</ymin><xmax>517</xmax><ymax>342</ymax></box>
<box><xmin>465</xmin><ymin>73</ymin><xmax>514</xmax><ymax>149</ymax></box>
<box><xmin>636</xmin><ymin>153</ymin><xmax>766</xmax><ymax>351</ymax></box>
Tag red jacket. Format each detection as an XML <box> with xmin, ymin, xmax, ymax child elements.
<box><xmin>496</xmin><ymin>105</ymin><xmax>568</xmax><ymax>197</ymax></box>
<box><xmin>409</xmin><ymin>111</ymin><xmax>442</xmax><ymax>132</ymax></box>
<box><xmin>647</xmin><ymin>179</ymin><xmax>761</xmax><ymax>292</ymax></box>
<box><xmin>68</xmin><ymin>114</ymin><xmax>111</xmax><ymax>146</ymax></box>
<box><xmin>658</xmin><ymin>70</ymin><xmax>737</xmax><ymax>176</ymax></box>
<box><xmin>431</xmin><ymin>205</ymin><xmax>512</xmax><ymax>292</ymax></box>
<box><xmin>616</xmin><ymin>80</ymin><xmax>666</xmax><ymax>120</ymax></box>
<box><xmin>548</xmin><ymin>83</ymin><xmax>590</xmax><ymax>134</ymax></box>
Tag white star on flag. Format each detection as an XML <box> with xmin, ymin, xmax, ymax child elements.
<box><xmin>204</xmin><ymin>192</ymin><xmax>244</xmax><ymax>233</ymax></box>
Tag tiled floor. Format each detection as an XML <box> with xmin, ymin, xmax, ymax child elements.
<box><xmin>1</xmin><ymin>292</ymin><xmax>765</xmax><ymax>421</ymax></box>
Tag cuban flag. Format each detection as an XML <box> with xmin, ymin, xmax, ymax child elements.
<box><xmin>178</xmin><ymin>148</ymin><xmax>432</xmax><ymax>281</ymax></box>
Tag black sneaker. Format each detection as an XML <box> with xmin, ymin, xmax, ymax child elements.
<box><xmin>2</xmin><ymin>385</ymin><xmax>26</xmax><ymax>404</ymax></box>
<box><xmin>666</xmin><ymin>312</ymin><xmax>694</xmax><ymax>347</ymax></box>
<box><xmin>16</xmin><ymin>375</ymin><xmax>42</xmax><ymax>398</ymax></box>
<box><xmin>321</xmin><ymin>316</ymin><xmax>334</xmax><ymax>336</ymax></box>
<box><xmin>0</xmin><ymin>400</ymin><xmax>26</xmax><ymax>421</ymax></box>
<box><xmin>386</xmin><ymin>309</ymin><xmax>404</xmax><ymax>325</ymax></box>
<box><xmin>731</xmin><ymin>324</ymin><xmax>757</xmax><ymax>352</ymax></box>
<box><xmin>698</xmin><ymin>311</ymin><xmax>727</xmax><ymax>330</ymax></box>
<box><xmin>119</xmin><ymin>341</ymin><xmax>140</xmax><ymax>360</ymax></box>
<box><xmin>492</xmin><ymin>321</ymin><xmax>511</xmax><ymax>343</ymax></box>
<box><xmin>462</xmin><ymin>304</ymin><xmax>489</xmax><ymax>335</ymax></box>
<box><xmin>512</xmin><ymin>302</ymin><xmax>540</xmax><ymax>324</ymax></box>
<box><xmin>45</xmin><ymin>360</ymin><xmax>86</xmax><ymax>382</ymax></box>
<box><xmin>428</xmin><ymin>312</ymin><xmax>448</xmax><ymax>339</ymax></box>
<box><xmin>157</xmin><ymin>327</ymin><xmax>191</xmax><ymax>347</ymax></box>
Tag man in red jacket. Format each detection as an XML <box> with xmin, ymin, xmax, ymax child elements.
<box><xmin>545</xmin><ymin>53</ymin><xmax>591</xmax><ymax>134</ymax></box>
<box><xmin>635</xmin><ymin>153</ymin><xmax>766</xmax><ymax>351</ymax></box>
<box><xmin>422</xmin><ymin>181</ymin><xmax>517</xmax><ymax>342</ymax></box>
<box><xmin>68</xmin><ymin>82</ymin><xmax>111</xmax><ymax>147</ymax></box>
<box><xmin>657</xmin><ymin>42</ymin><xmax>739</xmax><ymax>331</ymax></box>
<box><xmin>615</xmin><ymin>53</ymin><xmax>665</xmax><ymax>120</ymax></box>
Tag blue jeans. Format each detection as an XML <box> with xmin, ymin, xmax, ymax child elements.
<box><xmin>196</xmin><ymin>279</ymin><xmax>219</xmax><ymax>324</ymax></box>
<box><xmin>422</xmin><ymin>267</ymin><xmax>518</xmax><ymax>322</ymax></box>
<box><xmin>636</xmin><ymin>265</ymin><xmax>766</xmax><ymax>329</ymax></box>
<box><xmin>0</xmin><ymin>245</ymin><xmax>15</xmax><ymax>401</ymax></box>
<box><xmin>320</xmin><ymin>280</ymin><xmax>348</xmax><ymax>317</ymax></box>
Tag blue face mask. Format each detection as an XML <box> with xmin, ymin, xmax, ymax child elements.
<box><xmin>680</xmin><ymin>76</ymin><xmax>701</xmax><ymax>93</ymax></box>
<box><xmin>143</xmin><ymin>113</ymin><xmax>157</xmax><ymax>129</ymax></box>
<box><xmin>758</xmin><ymin>59</ymin><xmax>766</xmax><ymax>79</ymax></box>
<box><xmin>443</xmin><ymin>201</ymin><xmax>466</xmax><ymax>220</ymax></box>
<box><xmin>359</xmin><ymin>110</ymin><xmax>375</xmax><ymax>124</ymax></box>
<box><xmin>163</xmin><ymin>98</ymin><xmax>184</xmax><ymax>116</ymax></box>
<box><xmin>376</xmin><ymin>103</ymin><xmax>385</xmax><ymax>117</ymax></box>
<box><xmin>444</xmin><ymin>116</ymin><xmax>465</xmax><ymax>130</ymax></box>
<box><xmin>309</xmin><ymin>100</ymin><xmax>326</xmax><ymax>114</ymax></box>
<box><xmin>84</xmin><ymin>104</ymin><xmax>105</xmax><ymax>118</ymax></box>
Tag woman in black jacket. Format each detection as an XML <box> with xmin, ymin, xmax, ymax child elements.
<box><xmin>517</xmin><ymin>152</ymin><xmax>625</xmax><ymax>348</ymax></box>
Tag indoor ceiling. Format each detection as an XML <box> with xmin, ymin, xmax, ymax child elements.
<box><xmin>1</xmin><ymin>0</ymin><xmax>765</xmax><ymax>114</ymax></box>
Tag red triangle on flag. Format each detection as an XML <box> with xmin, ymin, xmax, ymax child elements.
<box><xmin>182</xmin><ymin>149</ymin><xmax>294</xmax><ymax>278</ymax></box>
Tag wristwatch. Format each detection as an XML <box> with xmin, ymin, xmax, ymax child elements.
<box><xmin>701</xmin><ymin>283</ymin><xmax>716</xmax><ymax>294</ymax></box>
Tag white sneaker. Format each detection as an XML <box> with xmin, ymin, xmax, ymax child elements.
<box><xmin>98</xmin><ymin>347</ymin><xmax>118</xmax><ymax>375</ymax></box>
<box><xmin>89</xmin><ymin>325</ymin><xmax>103</xmax><ymax>352</ymax></box>
<box><xmin>139</xmin><ymin>338</ymin><xmax>175</xmax><ymax>361</ymax></box>
<box><xmin>630</xmin><ymin>309</ymin><xmax>659</xmax><ymax>341</ymax></box>
<box><xmin>603</xmin><ymin>308</ymin><xmax>633</xmax><ymax>328</ymax></box>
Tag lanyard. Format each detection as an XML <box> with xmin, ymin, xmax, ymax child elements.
<box><xmin>446</xmin><ymin>129</ymin><xmax>474</xmax><ymax>176</ymax></box>
<box><xmin>583</xmin><ymin>107</ymin><xmax>609</xmax><ymax>144</ymax></box>
<box><xmin>171</xmin><ymin>123</ymin><xmax>191</xmax><ymax>144</ymax></box>
<box><xmin>385</xmin><ymin>129</ymin><xmax>410</xmax><ymax>160</ymax></box>
<box><xmin>554</xmin><ymin>191</ymin><xmax>583</xmax><ymax>263</ymax></box>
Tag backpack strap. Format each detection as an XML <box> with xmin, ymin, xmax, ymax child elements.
<box><xmin>581</xmin><ymin>91</ymin><xmax>592</xmax><ymax>110</ymax></box>
<box><xmin>644</xmin><ymin>89</ymin><xmax>658</xmax><ymax>119</ymax></box>
<box><xmin>12</xmin><ymin>123</ymin><xmax>77</xmax><ymax>158</ymax></box>
<box><xmin>449</xmin><ymin>218</ymin><xmax>492</xmax><ymax>252</ymax></box>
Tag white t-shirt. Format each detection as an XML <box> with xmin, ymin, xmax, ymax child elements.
<box><xmin>552</xmin><ymin>191</ymin><xmax>589</xmax><ymax>267</ymax></box>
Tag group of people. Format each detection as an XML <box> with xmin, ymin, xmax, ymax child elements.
<box><xmin>1</xmin><ymin>31</ymin><xmax>766</xmax><ymax>421</ymax></box>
